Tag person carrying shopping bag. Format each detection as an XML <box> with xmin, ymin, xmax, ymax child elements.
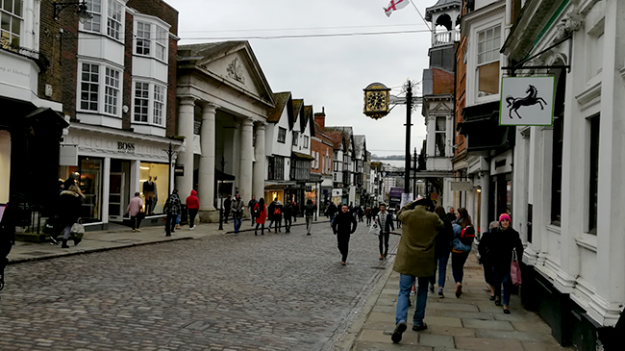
<box><xmin>451</xmin><ymin>220</ymin><xmax>475</xmax><ymax>298</ymax></box>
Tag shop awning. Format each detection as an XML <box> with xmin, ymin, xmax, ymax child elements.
<box><xmin>25</xmin><ymin>108</ymin><xmax>69</xmax><ymax>129</ymax></box>
<box><xmin>457</xmin><ymin>101</ymin><xmax>515</xmax><ymax>156</ymax></box>
<box><xmin>292</xmin><ymin>152</ymin><xmax>314</xmax><ymax>160</ymax></box>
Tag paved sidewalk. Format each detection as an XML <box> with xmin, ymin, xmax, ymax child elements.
<box><xmin>339</xmin><ymin>252</ymin><xmax>572</xmax><ymax>351</ymax></box>
<box><xmin>8</xmin><ymin>217</ymin><xmax>329</xmax><ymax>264</ymax></box>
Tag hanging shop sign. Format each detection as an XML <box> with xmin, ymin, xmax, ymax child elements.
<box><xmin>451</xmin><ymin>181</ymin><xmax>473</xmax><ymax>192</ymax></box>
<box><xmin>174</xmin><ymin>165</ymin><xmax>184</xmax><ymax>177</ymax></box>
<box><xmin>499</xmin><ymin>76</ymin><xmax>555</xmax><ymax>126</ymax></box>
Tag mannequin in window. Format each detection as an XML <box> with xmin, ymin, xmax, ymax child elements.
<box><xmin>143</xmin><ymin>176</ymin><xmax>155</xmax><ymax>215</ymax></box>
<box><xmin>152</xmin><ymin>176</ymin><xmax>158</xmax><ymax>215</ymax></box>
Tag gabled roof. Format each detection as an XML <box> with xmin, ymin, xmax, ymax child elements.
<box><xmin>177</xmin><ymin>40</ymin><xmax>275</xmax><ymax>108</ymax></box>
<box><xmin>303</xmin><ymin>105</ymin><xmax>315</xmax><ymax>136</ymax></box>
<box><xmin>325</xmin><ymin>126</ymin><xmax>353</xmax><ymax>151</ymax></box>
<box><xmin>353</xmin><ymin>135</ymin><xmax>367</xmax><ymax>159</ymax></box>
<box><xmin>325</xmin><ymin>131</ymin><xmax>344</xmax><ymax>150</ymax></box>
<box><xmin>292</xmin><ymin>99</ymin><xmax>304</xmax><ymax>126</ymax></box>
<box><xmin>267</xmin><ymin>92</ymin><xmax>292</xmax><ymax>123</ymax></box>
<box><xmin>313</xmin><ymin>122</ymin><xmax>334</xmax><ymax>145</ymax></box>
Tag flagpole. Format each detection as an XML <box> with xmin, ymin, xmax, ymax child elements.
<box><xmin>409</xmin><ymin>0</ymin><xmax>432</xmax><ymax>32</ymax></box>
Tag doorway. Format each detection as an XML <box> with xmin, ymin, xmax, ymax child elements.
<box><xmin>109</xmin><ymin>160</ymin><xmax>131</xmax><ymax>222</ymax></box>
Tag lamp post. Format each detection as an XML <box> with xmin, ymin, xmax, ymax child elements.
<box><xmin>218</xmin><ymin>156</ymin><xmax>226</xmax><ymax>231</ymax></box>
<box><xmin>52</xmin><ymin>1</ymin><xmax>93</xmax><ymax>23</ymax></box>
<box><xmin>162</xmin><ymin>142</ymin><xmax>177</xmax><ymax>237</ymax></box>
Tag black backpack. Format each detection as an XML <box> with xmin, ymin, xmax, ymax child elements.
<box><xmin>460</xmin><ymin>226</ymin><xmax>476</xmax><ymax>246</ymax></box>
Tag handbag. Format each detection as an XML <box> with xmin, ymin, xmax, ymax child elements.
<box><xmin>510</xmin><ymin>250</ymin><xmax>522</xmax><ymax>285</ymax></box>
<box><xmin>70</xmin><ymin>221</ymin><xmax>85</xmax><ymax>241</ymax></box>
<box><xmin>368</xmin><ymin>221</ymin><xmax>380</xmax><ymax>236</ymax></box>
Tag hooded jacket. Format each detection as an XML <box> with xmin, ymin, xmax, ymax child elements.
<box><xmin>186</xmin><ymin>190</ymin><xmax>200</xmax><ymax>210</ymax></box>
<box><xmin>393</xmin><ymin>204</ymin><xmax>443</xmax><ymax>277</ymax></box>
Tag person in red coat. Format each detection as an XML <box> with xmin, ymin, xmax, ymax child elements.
<box><xmin>186</xmin><ymin>190</ymin><xmax>200</xmax><ymax>230</ymax></box>
<box><xmin>254</xmin><ymin>198</ymin><xmax>267</xmax><ymax>236</ymax></box>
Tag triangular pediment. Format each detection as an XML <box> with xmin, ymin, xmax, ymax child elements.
<box><xmin>429</xmin><ymin>101</ymin><xmax>452</xmax><ymax>113</ymax></box>
<box><xmin>180</xmin><ymin>41</ymin><xmax>275</xmax><ymax>107</ymax></box>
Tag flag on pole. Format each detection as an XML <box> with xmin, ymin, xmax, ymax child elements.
<box><xmin>384</xmin><ymin>0</ymin><xmax>410</xmax><ymax>17</ymax></box>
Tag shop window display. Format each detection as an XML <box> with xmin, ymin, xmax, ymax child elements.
<box><xmin>140</xmin><ymin>162</ymin><xmax>169</xmax><ymax>215</ymax></box>
<box><xmin>59</xmin><ymin>158</ymin><xmax>103</xmax><ymax>223</ymax></box>
<box><xmin>0</xmin><ymin>131</ymin><xmax>10</xmax><ymax>204</ymax></box>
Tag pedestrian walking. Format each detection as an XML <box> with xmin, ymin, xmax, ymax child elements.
<box><xmin>223</xmin><ymin>194</ymin><xmax>232</xmax><ymax>224</ymax></box>
<box><xmin>327</xmin><ymin>202</ymin><xmax>337</xmax><ymax>223</ymax></box>
<box><xmin>375</xmin><ymin>204</ymin><xmax>395</xmax><ymax>260</ymax></box>
<box><xmin>365</xmin><ymin>206</ymin><xmax>372</xmax><ymax>225</ymax></box>
<box><xmin>186</xmin><ymin>190</ymin><xmax>200</xmax><ymax>230</ymax></box>
<box><xmin>254</xmin><ymin>198</ymin><xmax>267</xmax><ymax>236</ymax></box>
<box><xmin>267</xmin><ymin>198</ymin><xmax>277</xmax><ymax>230</ymax></box>
<box><xmin>164</xmin><ymin>189</ymin><xmax>181</xmax><ymax>236</ymax></box>
<box><xmin>447</xmin><ymin>207</ymin><xmax>456</xmax><ymax>222</ymax></box>
<box><xmin>272</xmin><ymin>200</ymin><xmax>283</xmax><ymax>233</ymax></box>
<box><xmin>453</xmin><ymin>207</ymin><xmax>471</xmax><ymax>227</ymax></box>
<box><xmin>231</xmin><ymin>194</ymin><xmax>244</xmax><ymax>234</ymax></box>
<box><xmin>478</xmin><ymin>221</ymin><xmax>500</xmax><ymax>300</ymax></box>
<box><xmin>126</xmin><ymin>192</ymin><xmax>144</xmax><ymax>232</ymax></box>
<box><xmin>332</xmin><ymin>204</ymin><xmax>357</xmax><ymax>266</ymax></box>
<box><xmin>304</xmin><ymin>199</ymin><xmax>316</xmax><ymax>235</ymax></box>
<box><xmin>485</xmin><ymin>214</ymin><xmax>523</xmax><ymax>314</ymax></box>
<box><xmin>0</xmin><ymin>203</ymin><xmax>15</xmax><ymax>292</ymax></box>
<box><xmin>357</xmin><ymin>206</ymin><xmax>364</xmax><ymax>222</ymax></box>
<box><xmin>58</xmin><ymin>184</ymin><xmax>85</xmax><ymax>248</ymax></box>
<box><xmin>391</xmin><ymin>198</ymin><xmax>443</xmax><ymax>343</ymax></box>
<box><xmin>248</xmin><ymin>195</ymin><xmax>258</xmax><ymax>227</ymax></box>
<box><xmin>430</xmin><ymin>206</ymin><xmax>454</xmax><ymax>298</ymax></box>
<box><xmin>283</xmin><ymin>200</ymin><xmax>293</xmax><ymax>233</ymax></box>
<box><xmin>451</xmin><ymin>216</ymin><xmax>475</xmax><ymax>298</ymax></box>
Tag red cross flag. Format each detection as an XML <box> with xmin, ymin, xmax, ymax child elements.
<box><xmin>384</xmin><ymin>0</ymin><xmax>410</xmax><ymax>17</ymax></box>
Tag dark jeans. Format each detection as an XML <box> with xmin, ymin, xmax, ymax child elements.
<box><xmin>396</xmin><ymin>218</ymin><xmax>401</xmax><ymax>228</ymax></box>
<box><xmin>452</xmin><ymin>251</ymin><xmax>470</xmax><ymax>284</ymax></box>
<box><xmin>130</xmin><ymin>215</ymin><xmax>142</xmax><ymax>230</ymax></box>
<box><xmin>0</xmin><ymin>239</ymin><xmax>11</xmax><ymax>276</ymax></box>
<box><xmin>224</xmin><ymin>209</ymin><xmax>230</xmax><ymax>223</ymax></box>
<box><xmin>284</xmin><ymin>217</ymin><xmax>292</xmax><ymax>232</ymax></box>
<box><xmin>255</xmin><ymin>223</ymin><xmax>265</xmax><ymax>234</ymax></box>
<box><xmin>379</xmin><ymin>232</ymin><xmax>390</xmax><ymax>256</ymax></box>
<box><xmin>188</xmin><ymin>209</ymin><xmax>198</xmax><ymax>228</ymax></box>
<box><xmin>165</xmin><ymin>212</ymin><xmax>176</xmax><ymax>235</ymax></box>
<box><xmin>250</xmin><ymin>214</ymin><xmax>256</xmax><ymax>226</ymax></box>
<box><xmin>366</xmin><ymin>216</ymin><xmax>372</xmax><ymax>225</ymax></box>
<box><xmin>274</xmin><ymin>217</ymin><xmax>282</xmax><ymax>232</ymax></box>
<box><xmin>494</xmin><ymin>270</ymin><xmax>511</xmax><ymax>305</ymax></box>
<box><xmin>337</xmin><ymin>234</ymin><xmax>351</xmax><ymax>262</ymax></box>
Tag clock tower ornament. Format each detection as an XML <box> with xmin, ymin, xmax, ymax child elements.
<box><xmin>363</xmin><ymin>82</ymin><xmax>391</xmax><ymax>119</ymax></box>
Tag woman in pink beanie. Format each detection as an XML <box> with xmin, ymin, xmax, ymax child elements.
<box><xmin>480</xmin><ymin>213</ymin><xmax>523</xmax><ymax>314</ymax></box>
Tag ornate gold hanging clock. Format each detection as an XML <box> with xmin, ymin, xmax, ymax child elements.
<box><xmin>363</xmin><ymin>83</ymin><xmax>390</xmax><ymax>119</ymax></box>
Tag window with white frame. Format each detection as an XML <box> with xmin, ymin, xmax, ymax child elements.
<box><xmin>156</xmin><ymin>26</ymin><xmax>167</xmax><ymax>61</ymax></box>
<box><xmin>277</xmin><ymin>127</ymin><xmax>286</xmax><ymax>143</ymax></box>
<box><xmin>0</xmin><ymin>0</ymin><xmax>22</xmax><ymax>50</ymax></box>
<box><xmin>435</xmin><ymin>117</ymin><xmax>446</xmax><ymax>157</ymax></box>
<box><xmin>134</xmin><ymin>82</ymin><xmax>149</xmax><ymax>122</ymax></box>
<box><xmin>133</xmin><ymin>81</ymin><xmax>166</xmax><ymax>126</ymax></box>
<box><xmin>104</xmin><ymin>67</ymin><xmax>120</xmax><ymax>115</ymax></box>
<box><xmin>78</xmin><ymin>62</ymin><xmax>121</xmax><ymax>116</ymax></box>
<box><xmin>304</xmin><ymin>135</ymin><xmax>309</xmax><ymax>148</ymax></box>
<box><xmin>476</xmin><ymin>24</ymin><xmax>501</xmax><ymax>98</ymax></box>
<box><xmin>153</xmin><ymin>85</ymin><xmax>165</xmax><ymax>125</ymax></box>
<box><xmin>83</xmin><ymin>0</ymin><xmax>101</xmax><ymax>34</ymax></box>
<box><xmin>136</xmin><ymin>22</ymin><xmax>150</xmax><ymax>55</ymax></box>
<box><xmin>293</xmin><ymin>132</ymin><xmax>299</xmax><ymax>146</ymax></box>
<box><xmin>107</xmin><ymin>0</ymin><xmax>122</xmax><ymax>40</ymax></box>
<box><xmin>80</xmin><ymin>63</ymin><xmax>99</xmax><ymax>111</ymax></box>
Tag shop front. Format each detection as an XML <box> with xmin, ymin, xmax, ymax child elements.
<box><xmin>60</xmin><ymin>123</ymin><xmax>182</xmax><ymax>230</ymax></box>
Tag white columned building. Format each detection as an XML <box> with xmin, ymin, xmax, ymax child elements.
<box><xmin>176</xmin><ymin>41</ymin><xmax>275</xmax><ymax>222</ymax></box>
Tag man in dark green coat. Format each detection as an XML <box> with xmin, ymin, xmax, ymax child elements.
<box><xmin>391</xmin><ymin>198</ymin><xmax>443</xmax><ymax>343</ymax></box>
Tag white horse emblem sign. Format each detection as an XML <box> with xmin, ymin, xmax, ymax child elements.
<box><xmin>500</xmin><ymin>76</ymin><xmax>555</xmax><ymax>126</ymax></box>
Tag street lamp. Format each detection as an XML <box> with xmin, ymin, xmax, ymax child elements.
<box><xmin>162</xmin><ymin>142</ymin><xmax>177</xmax><ymax>237</ymax></box>
<box><xmin>53</xmin><ymin>1</ymin><xmax>93</xmax><ymax>23</ymax></box>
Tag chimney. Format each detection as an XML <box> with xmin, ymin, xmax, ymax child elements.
<box><xmin>314</xmin><ymin>106</ymin><xmax>325</xmax><ymax>130</ymax></box>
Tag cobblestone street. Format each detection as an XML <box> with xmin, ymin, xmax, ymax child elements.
<box><xmin>0</xmin><ymin>220</ymin><xmax>398</xmax><ymax>351</ymax></box>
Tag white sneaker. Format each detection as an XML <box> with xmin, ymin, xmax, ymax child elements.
<box><xmin>189</xmin><ymin>227</ymin><xmax>194</xmax><ymax>230</ymax></box>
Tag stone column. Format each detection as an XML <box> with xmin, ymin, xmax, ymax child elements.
<box><xmin>253</xmin><ymin>123</ymin><xmax>266</xmax><ymax>201</ymax></box>
<box><xmin>176</xmin><ymin>97</ymin><xmax>195</xmax><ymax>201</ymax></box>
<box><xmin>198</xmin><ymin>102</ymin><xmax>218</xmax><ymax>222</ymax></box>
<box><xmin>479</xmin><ymin>171</ymin><xmax>489</xmax><ymax>237</ymax></box>
<box><xmin>239</xmin><ymin>118</ymin><xmax>254</xmax><ymax>207</ymax></box>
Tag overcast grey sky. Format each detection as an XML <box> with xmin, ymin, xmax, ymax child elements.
<box><xmin>168</xmin><ymin>0</ymin><xmax>434</xmax><ymax>157</ymax></box>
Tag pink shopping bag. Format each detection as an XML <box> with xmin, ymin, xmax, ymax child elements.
<box><xmin>511</xmin><ymin>251</ymin><xmax>522</xmax><ymax>285</ymax></box>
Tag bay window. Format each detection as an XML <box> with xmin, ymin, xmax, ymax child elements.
<box><xmin>83</xmin><ymin>0</ymin><xmax>101</xmax><ymax>34</ymax></box>
<box><xmin>107</xmin><ymin>0</ymin><xmax>122</xmax><ymax>40</ymax></box>
<box><xmin>476</xmin><ymin>24</ymin><xmax>501</xmax><ymax>98</ymax></box>
<box><xmin>81</xmin><ymin>0</ymin><xmax>124</xmax><ymax>42</ymax></box>
<box><xmin>78</xmin><ymin>62</ymin><xmax>121</xmax><ymax>116</ymax></box>
<box><xmin>156</xmin><ymin>26</ymin><xmax>167</xmax><ymax>61</ymax></box>
<box><xmin>134</xmin><ymin>18</ymin><xmax>169</xmax><ymax>62</ymax></box>
<box><xmin>132</xmin><ymin>81</ymin><xmax>167</xmax><ymax>127</ymax></box>
<box><xmin>136</xmin><ymin>22</ymin><xmax>150</xmax><ymax>55</ymax></box>
<box><xmin>0</xmin><ymin>0</ymin><xmax>22</xmax><ymax>50</ymax></box>
<box><xmin>435</xmin><ymin>117</ymin><xmax>446</xmax><ymax>157</ymax></box>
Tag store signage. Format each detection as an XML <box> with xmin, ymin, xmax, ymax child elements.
<box><xmin>332</xmin><ymin>189</ymin><xmax>342</xmax><ymax>197</ymax></box>
<box><xmin>451</xmin><ymin>181</ymin><xmax>473</xmax><ymax>191</ymax></box>
<box><xmin>500</xmin><ymin>76</ymin><xmax>555</xmax><ymax>126</ymax></box>
<box><xmin>117</xmin><ymin>142</ymin><xmax>136</xmax><ymax>154</ymax></box>
<box><xmin>174</xmin><ymin>165</ymin><xmax>184</xmax><ymax>176</ymax></box>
